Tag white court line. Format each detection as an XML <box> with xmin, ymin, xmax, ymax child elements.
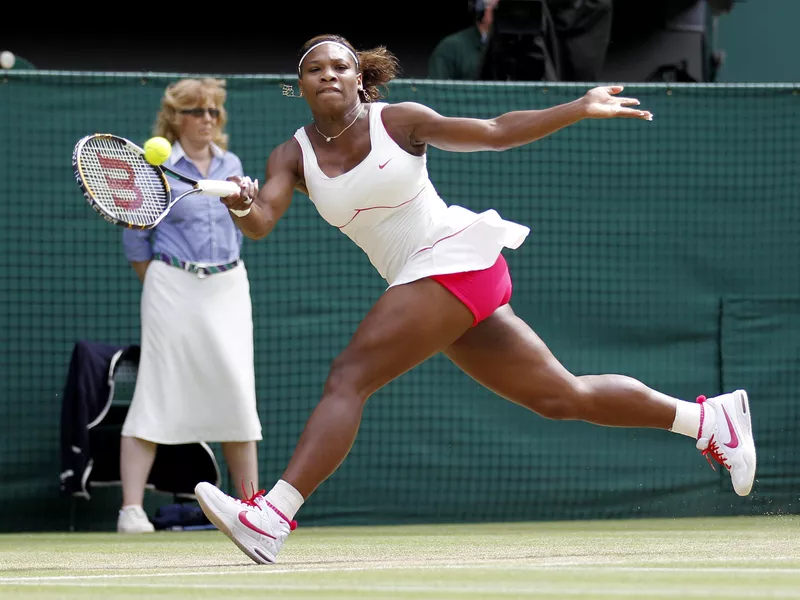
<box><xmin>1</xmin><ymin>561</ymin><xmax>800</xmax><ymax>584</ymax></box>
<box><xmin>2</xmin><ymin>581</ymin><xmax>800</xmax><ymax>599</ymax></box>
<box><xmin>2</xmin><ymin>579</ymin><xmax>800</xmax><ymax>599</ymax></box>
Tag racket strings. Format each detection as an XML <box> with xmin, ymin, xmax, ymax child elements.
<box><xmin>78</xmin><ymin>137</ymin><xmax>169</xmax><ymax>227</ymax></box>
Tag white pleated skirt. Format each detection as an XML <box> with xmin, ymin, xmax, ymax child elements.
<box><xmin>121</xmin><ymin>260</ymin><xmax>262</xmax><ymax>444</ymax></box>
<box><xmin>388</xmin><ymin>206</ymin><xmax>530</xmax><ymax>288</ymax></box>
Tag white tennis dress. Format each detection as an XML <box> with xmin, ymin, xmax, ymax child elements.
<box><xmin>293</xmin><ymin>102</ymin><xmax>530</xmax><ymax>287</ymax></box>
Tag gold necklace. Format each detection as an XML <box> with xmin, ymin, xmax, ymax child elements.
<box><xmin>314</xmin><ymin>104</ymin><xmax>364</xmax><ymax>142</ymax></box>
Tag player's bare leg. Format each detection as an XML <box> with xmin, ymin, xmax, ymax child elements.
<box><xmin>282</xmin><ymin>278</ymin><xmax>474</xmax><ymax>496</ymax></box>
<box><xmin>196</xmin><ymin>278</ymin><xmax>475</xmax><ymax>563</ymax></box>
<box><xmin>443</xmin><ymin>304</ymin><xmax>755</xmax><ymax>495</ymax></box>
<box><xmin>443</xmin><ymin>304</ymin><xmax>676</xmax><ymax>427</ymax></box>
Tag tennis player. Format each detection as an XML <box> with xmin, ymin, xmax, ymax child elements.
<box><xmin>195</xmin><ymin>35</ymin><xmax>756</xmax><ymax>564</ymax></box>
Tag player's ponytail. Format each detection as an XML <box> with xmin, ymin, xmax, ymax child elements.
<box><xmin>357</xmin><ymin>46</ymin><xmax>400</xmax><ymax>103</ymax></box>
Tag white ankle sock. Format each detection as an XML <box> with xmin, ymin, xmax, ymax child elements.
<box><xmin>670</xmin><ymin>400</ymin><xmax>703</xmax><ymax>439</ymax></box>
<box><xmin>265</xmin><ymin>480</ymin><xmax>304</xmax><ymax>521</ymax></box>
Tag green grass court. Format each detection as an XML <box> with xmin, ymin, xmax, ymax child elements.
<box><xmin>1</xmin><ymin>516</ymin><xmax>798</xmax><ymax>599</ymax></box>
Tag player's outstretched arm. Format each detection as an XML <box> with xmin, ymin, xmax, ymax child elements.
<box><xmin>390</xmin><ymin>86</ymin><xmax>652</xmax><ymax>153</ymax></box>
<box><xmin>221</xmin><ymin>140</ymin><xmax>300</xmax><ymax>240</ymax></box>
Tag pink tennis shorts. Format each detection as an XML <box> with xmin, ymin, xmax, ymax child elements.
<box><xmin>430</xmin><ymin>254</ymin><xmax>513</xmax><ymax>327</ymax></box>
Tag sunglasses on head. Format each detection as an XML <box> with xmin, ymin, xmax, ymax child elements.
<box><xmin>180</xmin><ymin>107</ymin><xmax>221</xmax><ymax>118</ymax></box>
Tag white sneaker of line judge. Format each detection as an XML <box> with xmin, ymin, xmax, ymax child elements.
<box><xmin>696</xmin><ymin>389</ymin><xmax>757</xmax><ymax>496</ymax></box>
<box><xmin>117</xmin><ymin>505</ymin><xmax>155</xmax><ymax>533</ymax></box>
<box><xmin>194</xmin><ymin>481</ymin><xmax>296</xmax><ymax>565</ymax></box>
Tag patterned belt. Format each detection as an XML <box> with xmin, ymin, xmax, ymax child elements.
<box><xmin>153</xmin><ymin>252</ymin><xmax>240</xmax><ymax>279</ymax></box>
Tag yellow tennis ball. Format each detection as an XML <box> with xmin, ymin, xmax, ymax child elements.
<box><xmin>143</xmin><ymin>137</ymin><xmax>172</xmax><ymax>166</ymax></box>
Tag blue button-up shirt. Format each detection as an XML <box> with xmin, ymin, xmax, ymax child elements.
<box><xmin>122</xmin><ymin>141</ymin><xmax>244</xmax><ymax>264</ymax></box>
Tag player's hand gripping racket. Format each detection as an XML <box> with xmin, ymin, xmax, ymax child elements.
<box><xmin>72</xmin><ymin>133</ymin><xmax>241</xmax><ymax>229</ymax></box>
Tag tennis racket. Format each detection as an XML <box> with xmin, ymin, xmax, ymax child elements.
<box><xmin>72</xmin><ymin>133</ymin><xmax>241</xmax><ymax>229</ymax></box>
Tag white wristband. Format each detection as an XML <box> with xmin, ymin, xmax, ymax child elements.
<box><xmin>229</xmin><ymin>206</ymin><xmax>252</xmax><ymax>217</ymax></box>
<box><xmin>229</xmin><ymin>195</ymin><xmax>253</xmax><ymax>217</ymax></box>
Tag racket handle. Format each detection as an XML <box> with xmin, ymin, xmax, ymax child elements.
<box><xmin>195</xmin><ymin>180</ymin><xmax>241</xmax><ymax>197</ymax></box>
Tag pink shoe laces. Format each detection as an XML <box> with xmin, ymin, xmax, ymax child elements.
<box><xmin>696</xmin><ymin>395</ymin><xmax>730</xmax><ymax>472</ymax></box>
<box><xmin>240</xmin><ymin>482</ymin><xmax>298</xmax><ymax>531</ymax></box>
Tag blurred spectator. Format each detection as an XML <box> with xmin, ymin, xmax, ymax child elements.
<box><xmin>428</xmin><ymin>0</ymin><xmax>612</xmax><ymax>82</ymax></box>
<box><xmin>428</xmin><ymin>0</ymin><xmax>499</xmax><ymax>80</ymax></box>
<box><xmin>548</xmin><ymin>0</ymin><xmax>613</xmax><ymax>81</ymax></box>
<box><xmin>117</xmin><ymin>78</ymin><xmax>262</xmax><ymax>534</ymax></box>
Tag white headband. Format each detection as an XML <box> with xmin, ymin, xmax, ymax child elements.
<box><xmin>297</xmin><ymin>41</ymin><xmax>359</xmax><ymax>76</ymax></box>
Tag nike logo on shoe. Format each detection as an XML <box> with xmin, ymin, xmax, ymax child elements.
<box><xmin>722</xmin><ymin>406</ymin><xmax>740</xmax><ymax>449</ymax></box>
<box><xmin>378</xmin><ymin>159</ymin><xmax>392</xmax><ymax>169</ymax></box>
<box><xmin>238</xmin><ymin>511</ymin><xmax>276</xmax><ymax>539</ymax></box>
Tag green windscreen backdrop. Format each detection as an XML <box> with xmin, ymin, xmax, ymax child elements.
<box><xmin>1</xmin><ymin>73</ymin><xmax>798</xmax><ymax>532</ymax></box>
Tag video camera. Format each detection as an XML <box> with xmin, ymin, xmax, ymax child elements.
<box><xmin>480</xmin><ymin>0</ymin><xmax>561</xmax><ymax>81</ymax></box>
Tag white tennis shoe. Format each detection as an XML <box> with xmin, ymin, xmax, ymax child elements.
<box><xmin>696</xmin><ymin>389</ymin><xmax>756</xmax><ymax>496</ymax></box>
<box><xmin>194</xmin><ymin>481</ymin><xmax>296</xmax><ymax>564</ymax></box>
<box><xmin>117</xmin><ymin>505</ymin><xmax>155</xmax><ymax>534</ymax></box>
